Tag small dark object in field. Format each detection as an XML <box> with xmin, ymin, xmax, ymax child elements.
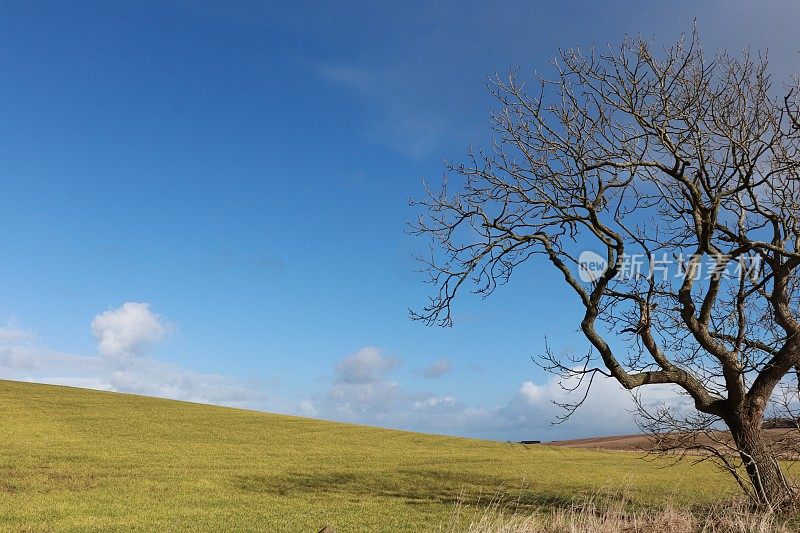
<box><xmin>318</xmin><ymin>526</ymin><xmax>335</xmax><ymax>533</ymax></box>
<box><xmin>519</xmin><ymin>440</ymin><xmax>541</xmax><ymax>445</ymax></box>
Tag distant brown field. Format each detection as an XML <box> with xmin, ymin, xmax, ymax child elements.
<box><xmin>549</xmin><ymin>429</ymin><xmax>800</xmax><ymax>457</ymax></box>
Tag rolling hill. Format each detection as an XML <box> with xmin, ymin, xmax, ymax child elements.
<box><xmin>0</xmin><ymin>380</ymin><xmax>738</xmax><ymax>531</ymax></box>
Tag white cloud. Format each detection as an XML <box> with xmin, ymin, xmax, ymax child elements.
<box><xmin>413</xmin><ymin>395</ymin><xmax>457</xmax><ymax>410</ymax></box>
<box><xmin>0</xmin><ymin>303</ymin><xmax>269</xmax><ymax>410</ymax></box>
<box><xmin>0</xmin><ymin>311</ymin><xmax>688</xmax><ymax>442</ymax></box>
<box><xmin>494</xmin><ymin>374</ymin><xmax>687</xmax><ymax>440</ymax></box>
<box><xmin>334</xmin><ymin>346</ymin><xmax>397</xmax><ymax>384</ymax></box>
<box><xmin>104</xmin><ymin>357</ymin><xmax>266</xmax><ymax>406</ymax></box>
<box><xmin>516</xmin><ymin>381</ymin><xmax>545</xmax><ymax>403</ymax></box>
<box><xmin>305</xmin><ymin>346</ymin><xmax>687</xmax><ymax>441</ymax></box>
<box><xmin>329</xmin><ymin>379</ymin><xmax>404</xmax><ymax>418</ymax></box>
<box><xmin>0</xmin><ymin>321</ymin><xmax>36</xmax><ymax>345</ymax></box>
<box><xmin>422</xmin><ymin>358</ymin><xmax>451</xmax><ymax>379</ymax></box>
<box><xmin>328</xmin><ymin>348</ymin><xmax>404</xmax><ymax>419</ymax></box>
<box><xmin>91</xmin><ymin>302</ymin><xmax>168</xmax><ymax>359</ymax></box>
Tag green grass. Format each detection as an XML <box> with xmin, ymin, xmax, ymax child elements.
<box><xmin>0</xmin><ymin>380</ymin><xmax>738</xmax><ymax>531</ymax></box>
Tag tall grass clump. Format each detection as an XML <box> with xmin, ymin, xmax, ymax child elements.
<box><xmin>445</xmin><ymin>495</ymin><xmax>798</xmax><ymax>532</ymax></box>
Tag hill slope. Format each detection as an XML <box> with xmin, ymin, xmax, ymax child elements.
<box><xmin>0</xmin><ymin>380</ymin><xmax>736</xmax><ymax>531</ymax></box>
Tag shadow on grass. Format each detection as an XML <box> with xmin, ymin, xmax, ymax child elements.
<box><xmin>0</xmin><ymin>466</ymin><xmax>100</xmax><ymax>493</ymax></box>
<box><xmin>234</xmin><ymin>467</ymin><xmax>583</xmax><ymax>510</ymax></box>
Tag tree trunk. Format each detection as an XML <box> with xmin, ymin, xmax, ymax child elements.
<box><xmin>727</xmin><ymin>412</ymin><xmax>795</xmax><ymax>508</ymax></box>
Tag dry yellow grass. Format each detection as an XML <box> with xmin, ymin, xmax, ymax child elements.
<box><xmin>446</xmin><ymin>497</ymin><xmax>798</xmax><ymax>532</ymax></box>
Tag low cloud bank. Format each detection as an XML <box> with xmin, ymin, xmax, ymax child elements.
<box><xmin>299</xmin><ymin>347</ymin><xmax>687</xmax><ymax>441</ymax></box>
<box><xmin>0</xmin><ymin>303</ymin><xmax>267</xmax><ymax>408</ymax></box>
<box><xmin>0</xmin><ymin>308</ymin><xmax>686</xmax><ymax>441</ymax></box>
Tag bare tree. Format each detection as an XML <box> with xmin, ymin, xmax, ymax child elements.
<box><xmin>411</xmin><ymin>30</ymin><xmax>800</xmax><ymax>508</ymax></box>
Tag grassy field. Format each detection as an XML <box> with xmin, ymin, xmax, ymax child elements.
<box><xmin>0</xmin><ymin>380</ymin><xmax>739</xmax><ymax>531</ymax></box>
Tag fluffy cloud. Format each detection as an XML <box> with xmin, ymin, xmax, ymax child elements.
<box><xmin>91</xmin><ymin>302</ymin><xmax>168</xmax><ymax>359</ymax></box>
<box><xmin>492</xmin><ymin>375</ymin><xmax>688</xmax><ymax>440</ymax></box>
<box><xmin>334</xmin><ymin>347</ymin><xmax>397</xmax><ymax>384</ymax></box>
<box><xmin>422</xmin><ymin>358</ymin><xmax>451</xmax><ymax>379</ymax></box>
<box><xmin>326</xmin><ymin>347</ymin><xmax>404</xmax><ymax>418</ymax></box>
<box><xmin>0</xmin><ymin>304</ymin><xmax>268</xmax><ymax>409</ymax></box>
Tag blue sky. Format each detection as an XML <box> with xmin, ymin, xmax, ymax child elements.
<box><xmin>0</xmin><ymin>1</ymin><xmax>798</xmax><ymax>440</ymax></box>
